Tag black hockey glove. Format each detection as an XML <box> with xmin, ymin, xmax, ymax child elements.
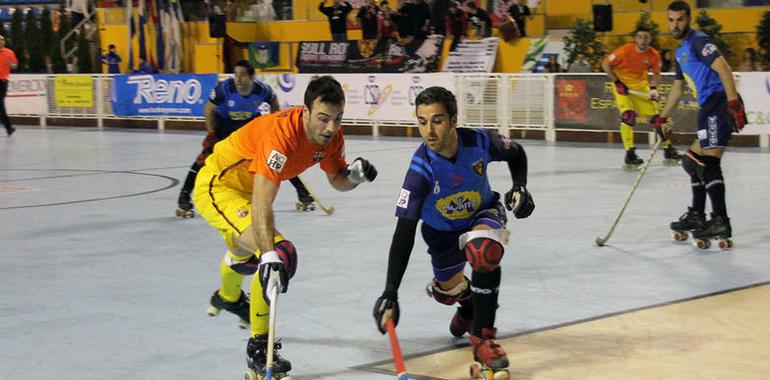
<box><xmin>373</xmin><ymin>290</ymin><xmax>400</xmax><ymax>335</ymax></box>
<box><xmin>650</xmin><ymin>115</ymin><xmax>671</xmax><ymax>141</ymax></box>
<box><xmin>344</xmin><ymin>157</ymin><xmax>378</xmax><ymax>183</ymax></box>
<box><xmin>258</xmin><ymin>250</ymin><xmax>288</xmax><ymax>305</ymax></box>
<box><xmin>505</xmin><ymin>185</ymin><xmax>535</xmax><ymax>219</ymax></box>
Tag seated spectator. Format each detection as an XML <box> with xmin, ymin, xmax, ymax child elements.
<box><xmin>446</xmin><ymin>1</ymin><xmax>467</xmax><ymax>51</ymax></box>
<box><xmin>133</xmin><ymin>57</ymin><xmax>156</xmax><ymax>74</ymax></box>
<box><xmin>377</xmin><ymin>1</ymin><xmax>398</xmax><ymax>40</ymax></box>
<box><xmin>411</xmin><ymin>0</ymin><xmax>431</xmax><ymax>39</ymax></box>
<box><xmin>738</xmin><ymin>47</ymin><xmax>759</xmax><ymax>72</ymax></box>
<box><xmin>567</xmin><ymin>53</ymin><xmax>592</xmax><ymax>73</ymax></box>
<box><xmin>545</xmin><ymin>54</ymin><xmax>561</xmax><ymax>73</ymax></box>
<box><xmin>465</xmin><ymin>1</ymin><xmax>492</xmax><ymax>38</ymax></box>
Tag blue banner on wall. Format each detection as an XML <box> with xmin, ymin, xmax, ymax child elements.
<box><xmin>111</xmin><ymin>74</ymin><xmax>218</xmax><ymax>117</ymax></box>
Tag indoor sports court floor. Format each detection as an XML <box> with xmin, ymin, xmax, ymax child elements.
<box><xmin>2</xmin><ymin>125</ymin><xmax>769</xmax><ymax>380</ymax></box>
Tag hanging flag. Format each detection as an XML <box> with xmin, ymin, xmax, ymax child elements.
<box><xmin>170</xmin><ymin>0</ymin><xmax>185</xmax><ymax>72</ymax></box>
<box><xmin>138</xmin><ymin>0</ymin><xmax>147</xmax><ymax>62</ymax></box>
<box><xmin>156</xmin><ymin>0</ymin><xmax>166</xmax><ymax>71</ymax></box>
<box><xmin>127</xmin><ymin>0</ymin><xmax>135</xmax><ymax>70</ymax></box>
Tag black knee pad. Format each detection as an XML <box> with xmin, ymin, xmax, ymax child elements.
<box><xmin>621</xmin><ymin>110</ymin><xmax>637</xmax><ymax>126</ymax></box>
<box><xmin>682</xmin><ymin>150</ymin><xmax>705</xmax><ymax>182</ymax></box>
<box><xmin>701</xmin><ymin>156</ymin><xmax>723</xmax><ymax>187</ymax></box>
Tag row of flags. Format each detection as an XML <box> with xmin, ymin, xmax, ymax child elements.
<box><xmin>127</xmin><ymin>0</ymin><xmax>184</xmax><ymax>73</ymax></box>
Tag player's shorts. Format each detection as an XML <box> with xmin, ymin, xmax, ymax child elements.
<box><xmin>193</xmin><ymin>164</ymin><xmax>253</xmax><ymax>249</ymax></box>
<box><xmin>422</xmin><ymin>200</ymin><xmax>508</xmax><ymax>281</ymax></box>
<box><xmin>697</xmin><ymin>92</ymin><xmax>732</xmax><ymax>149</ymax></box>
<box><xmin>613</xmin><ymin>85</ymin><xmax>659</xmax><ymax>118</ymax></box>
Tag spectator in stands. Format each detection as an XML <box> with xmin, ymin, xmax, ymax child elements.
<box><xmin>394</xmin><ymin>0</ymin><xmax>416</xmax><ymax>39</ymax></box>
<box><xmin>357</xmin><ymin>0</ymin><xmax>380</xmax><ymax>40</ymax></box>
<box><xmin>411</xmin><ymin>0</ymin><xmax>431</xmax><ymax>39</ymax></box>
<box><xmin>133</xmin><ymin>56</ymin><xmax>155</xmax><ymax>74</ymax></box>
<box><xmin>377</xmin><ymin>1</ymin><xmax>398</xmax><ymax>40</ymax></box>
<box><xmin>0</xmin><ymin>35</ymin><xmax>18</xmax><ymax>137</ymax></box>
<box><xmin>430</xmin><ymin>0</ymin><xmax>449</xmax><ymax>35</ymax></box>
<box><xmin>508</xmin><ymin>0</ymin><xmax>532</xmax><ymax>37</ymax></box>
<box><xmin>545</xmin><ymin>54</ymin><xmax>561</xmax><ymax>73</ymax></box>
<box><xmin>319</xmin><ymin>0</ymin><xmax>353</xmax><ymax>41</ymax></box>
<box><xmin>738</xmin><ymin>47</ymin><xmax>759</xmax><ymax>72</ymax></box>
<box><xmin>101</xmin><ymin>44</ymin><xmax>122</xmax><ymax>74</ymax></box>
<box><xmin>68</xmin><ymin>0</ymin><xmax>91</xmax><ymax>30</ymax></box>
<box><xmin>567</xmin><ymin>53</ymin><xmax>593</xmax><ymax>73</ymax></box>
<box><xmin>446</xmin><ymin>1</ymin><xmax>467</xmax><ymax>51</ymax></box>
<box><xmin>465</xmin><ymin>1</ymin><xmax>492</xmax><ymax>39</ymax></box>
<box><xmin>660</xmin><ymin>49</ymin><xmax>674</xmax><ymax>72</ymax></box>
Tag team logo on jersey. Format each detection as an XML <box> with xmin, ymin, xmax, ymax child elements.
<box><xmin>472</xmin><ymin>159</ymin><xmax>485</xmax><ymax>177</ymax></box>
<box><xmin>702</xmin><ymin>43</ymin><xmax>718</xmax><ymax>57</ymax></box>
<box><xmin>267</xmin><ymin>150</ymin><xmax>287</xmax><ymax>173</ymax></box>
<box><xmin>236</xmin><ymin>207</ymin><xmax>249</xmax><ymax>218</ymax></box>
<box><xmin>397</xmin><ymin>188</ymin><xmax>410</xmax><ymax>209</ymax></box>
<box><xmin>313</xmin><ymin>150</ymin><xmax>325</xmax><ymax>162</ymax></box>
<box><xmin>436</xmin><ymin>191</ymin><xmax>481</xmax><ymax>220</ymax></box>
<box><xmin>433</xmin><ymin>180</ymin><xmax>440</xmax><ymax>194</ymax></box>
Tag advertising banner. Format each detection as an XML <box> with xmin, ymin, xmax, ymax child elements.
<box><xmin>555</xmin><ymin>74</ymin><xmax>699</xmax><ymax>131</ymax></box>
<box><xmin>296</xmin><ymin>36</ymin><xmax>444</xmax><ymax>73</ymax></box>
<box><xmin>254</xmin><ymin>73</ymin><xmax>455</xmax><ymax>123</ymax></box>
<box><xmin>55</xmin><ymin>76</ymin><xmax>94</xmax><ymax>107</ymax></box>
<box><xmin>442</xmin><ymin>37</ymin><xmax>499</xmax><ymax>73</ymax></box>
<box><xmin>738</xmin><ymin>71</ymin><xmax>770</xmax><ymax>135</ymax></box>
<box><xmin>7</xmin><ymin>74</ymin><xmax>47</xmax><ymax>115</ymax></box>
<box><xmin>111</xmin><ymin>74</ymin><xmax>218</xmax><ymax>117</ymax></box>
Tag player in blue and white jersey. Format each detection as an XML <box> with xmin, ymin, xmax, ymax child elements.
<box><xmin>651</xmin><ymin>1</ymin><xmax>747</xmax><ymax>246</ymax></box>
<box><xmin>372</xmin><ymin>87</ymin><xmax>534</xmax><ymax>375</ymax></box>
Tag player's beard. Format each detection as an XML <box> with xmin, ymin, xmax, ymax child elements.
<box><xmin>672</xmin><ymin>24</ymin><xmax>690</xmax><ymax>40</ymax></box>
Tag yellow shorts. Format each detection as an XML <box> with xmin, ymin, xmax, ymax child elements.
<box><xmin>613</xmin><ymin>85</ymin><xmax>659</xmax><ymax>118</ymax></box>
<box><xmin>193</xmin><ymin>165</ymin><xmax>253</xmax><ymax>249</ymax></box>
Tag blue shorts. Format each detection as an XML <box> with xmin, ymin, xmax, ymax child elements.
<box><xmin>697</xmin><ymin>92</ymin><xmax>732</xmax><ymax>149</ymax></box>
<box><xmin>421</xmin><ymin>200</ymin><xmax>507</xmax><ymax>281</ymax></box>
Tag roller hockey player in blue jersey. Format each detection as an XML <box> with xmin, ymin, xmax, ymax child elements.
<box><xmin>175</xmin><ymin>60</ymin><xmax>315</xmax><ymax>218</ymax></box>
<box><xmin>654</xmin><ymin>2</ymin><xmax>746</xmax><ymax>249</ymax></box>
<box><xmin>373</xmin><ymin>86</ymin><xmax>534</xmax><ymax>378</ymax></box>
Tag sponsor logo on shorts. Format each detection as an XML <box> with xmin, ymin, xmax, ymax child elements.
<box><xmin>267</xmin><ymin>150</ymin><xmax>287</xmax><ymax>173</ymax></box>
<box><xmin>697</xmin><ymin>129</ymin><xmax>708</xmax><ymax>140</ymax></box>
<box><xmin>397</xmin><ymin>188</ymin><xmax>410</xmax><ymax>208</ymax></box>
<box><xmin>708</xmin><ymin>115</ymin><xmax>718</xmax><ymax>145</ymax></box>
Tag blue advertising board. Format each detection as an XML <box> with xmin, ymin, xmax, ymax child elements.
<box><xmin>111</xmin><ymin>74</ymin><xmax>218</xmax><ymax>117</ymax></box>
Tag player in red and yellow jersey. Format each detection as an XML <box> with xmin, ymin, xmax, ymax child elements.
<box><xmin>193</xmin><ymin>76</ymin><xmax>378</xmax><ymax>378</ymax></box>
<box><xmin>602</xmin><ymin>27</ymin><xmax>682</xmax><ymax>170</ymax></box>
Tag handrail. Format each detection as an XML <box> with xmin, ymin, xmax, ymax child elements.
<box><xmin>60</xmin><ymin>7</ymin><xmax>97</xmax><ymax>64</ymax></box>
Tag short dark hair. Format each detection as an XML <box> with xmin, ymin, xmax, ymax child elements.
<box><xmin>108</xmin><ymin>44</ymin><xmax>116</xmax><ymax>49</ymax></box>
<box><xmin>634</xmin><ymin>26</ymin><xmax>652</xmax><ymax>35</ymax></box>
<box><xmin>304</xmin><ymin>75</ymin><xmax>345</xmax><ymax>110</ymax></box>
<box><xmin>233</xmin><ymin>59</ymin><xmax>255</xmax><ymax>76</ymax></box>
<box><xmin>667</xmin><ymin>1</ymin><xmax>690</xmax><ymax>17</ymax></box>
<box><xmin>415</xmin><ymin>86</ymin><xmax>457</xmax><ymax>119</ymax></box>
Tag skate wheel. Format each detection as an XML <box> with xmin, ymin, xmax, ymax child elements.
<box><xmin>238</xmin><ymin>318</ymin><xmax>248</xmax><ymax>330</ymax></box>
<box><xmin>206</xmin><ymin>305</ymin><xmax>221</xmax><ymax>317</ymax></box>
<box><xmin>175</xmin><ymin>209</ymin><xmax>194</xmax><ymax>218</ymax></box>
<box><xmin>672</xmin><ymin>230</ymin><xmax>689</xmax><ymax>242</ymax></box>
<box><xmin>719</xmin><ymin>239</ymin><xmax>734</xmax><ymax>250</ymax></box>
<box><xmin>470</xmin><ymin>362</ymin><xmax>494</xmax><ymax>380</ymax></box>
<box><xmin>244</xmin><ymin>369</ymin><xmax>259</xmax><ymax>380</ymax></box>
<box><xmin>493</xmin><ymin>370</ymin><xmax>511</xmax><ymax>380</ymax></box>
<box><xmin>692</xmin><ymin>239</ymin><xmax>711</xmax><ymax>249</ymax></box>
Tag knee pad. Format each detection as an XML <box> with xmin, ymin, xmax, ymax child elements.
<box><xmin>224</xmin><ymin>251</ymin><xmax>260</xmax><ymax>275</ymax></box>
<box><xmin>463</xmin><ymin>234</ymin><xmax>505</xmax><ymax>273</ymax></box>
<box><xmin>426</xmin><ymin>276</ymin><xmax>470</xmax><ymax>305</ymax></box>
<box><xmin>621</xmin><ymin>110</ymin><xmax>637</xmax><ymax>126</ymax></box>
<box><xmin>273</xmin><ymin>240</ymin><xmax>298</xmax><ymax>280</ymax></box>
<box><xmin>682</xmin><ymin>150</ymin><xmax>705</xmax><ymax>182</ymax></box>
<box><xmin>701</xmin><ymin>156</ymin><xmax>723</xmax><ymax>189</ymax></box>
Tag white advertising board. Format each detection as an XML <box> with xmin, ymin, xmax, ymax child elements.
<box><xmin>739</xmin><ymin>71</ymin><xmax>770</xmax><ymax>135</ymax></box>
<box><xmin>7</xmin><ymin>74</ymin><xmax>48</xmax><ymax>115</ymax></box>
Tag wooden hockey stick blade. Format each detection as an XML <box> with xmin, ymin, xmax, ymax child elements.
<box><xmin>297</xmin><ymin>176</ymin><xmax>335</xmax><ymax>216</ymax></box>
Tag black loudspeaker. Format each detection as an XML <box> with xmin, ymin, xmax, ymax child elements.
<box><xmin>593</xmin><ymin>4</ymin><xmax>613</xmax><ymax>32</ymax></box>
<box><xmin>208</xmin><ymin>14</ymin><xmax>226</xmax><ymax>38</ymax></box>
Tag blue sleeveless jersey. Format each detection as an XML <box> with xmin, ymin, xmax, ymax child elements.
<box><xmin>674</xmin><ymin>30</ymin><xmax>724</xmax><ymax>106</ymax></box>
<box><xmin>395</xmin><ymin>128</ymin><xmax>497</xmax><ymax>231</ymax></box>
<box><xmin>209</xmin><ymin>78</ymin><xmax>276</xmax><ymax>132</ymax></box>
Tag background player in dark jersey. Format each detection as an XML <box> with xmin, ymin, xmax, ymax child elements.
<box><xmin>175</xmin><ymin>60</ymin><xmax>315</xmax><ymax>217</ymax></box>
<box><xmin>372</xmin><ymin>86</ymin><xmax>534</xmax><ymax>376</ymax></box>
<box><xmin>653</xmin><ymin>1</ymin><xmax>746</xmax><ymax>248</ymax></box>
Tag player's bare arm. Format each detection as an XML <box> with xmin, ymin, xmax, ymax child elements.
<box><xmin>710</xmin><ymin>56</ymin><xmax>738</xmax><ymax>101</ymax></box>
<box><xmin>660</xmin><ymin>79</ymin><xmax>684</xmax><ymax>118</ymax></box>
<box><xmin>249</xmin><ymin>174</ymin><xmax>280</xmax><ymax>256</ymax></box>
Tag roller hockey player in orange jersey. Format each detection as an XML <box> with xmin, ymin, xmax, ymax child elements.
<box><xmin>193</xmin><ymin>76</ymin><xmax>377</xmax><ymax>378</ymax></box>
<box><xmin>373</xmin><ymin>87</ymin><xmax>534</xmax><ymax>379</ymax></box>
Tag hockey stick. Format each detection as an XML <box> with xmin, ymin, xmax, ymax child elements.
<box><xmin>264</xmin><ymin>285</ymin><xmax>279</xmax><ymax>380</ymax></box>
<box><xmin>297</xmin><ymin>176</ymin><xmax>335</xmax><ymax>215</ymax></box>
<box><xmin>595</xmin><ymin>137</ymin><xmax>663</xmax><ymax>247</ymax></box>
<box><xmin>386</xmin><ymin>318</ymin><xmax>409</xmax><ymax>380</ymax></box>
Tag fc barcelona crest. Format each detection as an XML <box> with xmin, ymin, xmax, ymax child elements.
<box><xmin>472</xmin><ymin>159</ymin><xmax>484</xmax><ymax>177</ymax></box>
